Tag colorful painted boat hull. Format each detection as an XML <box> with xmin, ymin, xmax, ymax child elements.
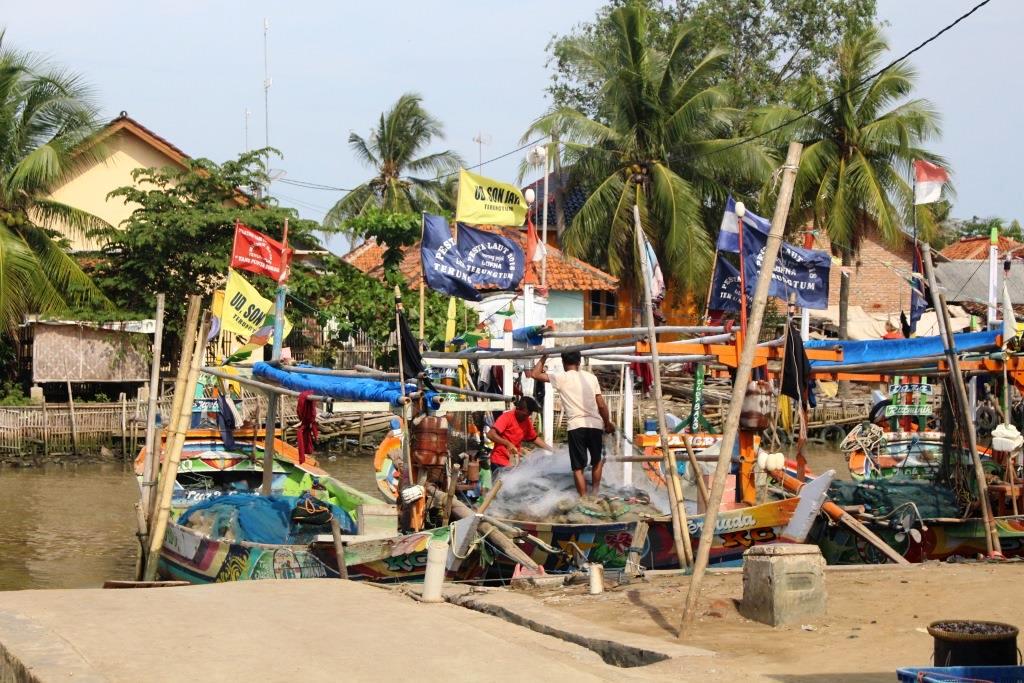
<box><xmin>812</xmin><ymin>515</ymin><xmax>1024</xmax><ymax>564</ymax></box>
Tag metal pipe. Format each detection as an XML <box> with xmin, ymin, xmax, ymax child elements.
<box><xmin>423</xmin><ymin>335</ymin><xmax>644</xmax><ymax>360</ymax></box>
<box><xmin>202</xmin><ymin>366</ymin><xmax>332</xmax><ymax>402</ymax></box>
<box><xmin>590</xmin><ymin>354</ymin><xmax>716</xmax><ymax>364</ymax></box>
<box><xmin>543</xmin><ymin>325</ymin><xmax>726</xmax><ymax>338</ymax></box>
<box><xmin>267</xmin><ymin>361</ymin><xmax>401</xmax><ymax>380</ymax></box>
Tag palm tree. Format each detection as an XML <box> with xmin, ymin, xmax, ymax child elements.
<box><xmin>754</xmin><ymin>25</ymin><xmax>947</xmax><ymax>340</ymax></box>
<box><xmin>324</xmin><ymin>93</ymin><xmax>461</xmax><ymax>233</ymax></box>
<box><xmin>523</xmin><ymin>3</ymin><xmax>772</xmax><ymax>296</ymax></box>
<box><xmin>0</xmin><ymin>31</ymin><xmax>111</xmax><ymax>333</ymax></box>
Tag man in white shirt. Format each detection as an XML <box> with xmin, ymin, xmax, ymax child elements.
<box><xmin>529</xmin><ymin>350</ymin><xmax>614</xmax><ymax>496</ymax></box>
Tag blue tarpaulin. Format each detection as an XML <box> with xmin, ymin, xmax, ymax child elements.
<box><xmin>178</xmin><ymin>493</ymin><xmax>357</xmax><ymax>544</ymax></box>
<box><xmin>512</xmin><ymin>326</ymin><xmax>545</xmax><ymax>345</ymax></box>
<box><xmin>253</xmin><ymin>363</ymin><xmax>440</xmax><ymax>408</ymax></box>
<box><xmin>807</xmin><ymin>330</ymin><xmax>1000</xmax><ymax>367</ymax></box>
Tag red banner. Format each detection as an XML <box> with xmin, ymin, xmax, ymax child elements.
<box><xmin>230</xmin><ymin>222</ymin><xmax>290</xmax><ymax>282</ymax></box>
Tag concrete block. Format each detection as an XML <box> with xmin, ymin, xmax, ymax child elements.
<box><xmin>29</xmin><ymin>385</ymin><xmax>43</xmax><ymax>404</ymax></box>
<box><xmin>740</xmin><ymin>543</ymin><xmax>826</xmax><ymax>626</ymax></box>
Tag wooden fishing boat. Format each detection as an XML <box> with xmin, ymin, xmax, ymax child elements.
<box><xmin>495</xmin><ymin>469</ymin><xmax>835</xmax><ymax>572</ymax></box>
<box><xmin>135</xmin><ymin>434</ymin><xmax>484</xmax><ymax>584</ymax></box>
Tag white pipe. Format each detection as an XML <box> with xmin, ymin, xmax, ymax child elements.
<box><xmin>800</xmin><ymin>307</ymin><xmax>810</xmax><ymax>342</ymax></box>
<box><xmin>542</xmin><ymin>332</ymin><xmax>555</xmax><ymax>447</ymax></box>
<box><xmin>544</xmin><ymin>325</ymin><xmax>726</xmax><ymax>338</ymax></box>
<box><xmin>588</xmin><ymin>563</ymin><xmax>604</xmax><ymax>595</ymax></box>
<box><xmin>502</xmin><ymin>320</ymin><xmax>513</xmax><ymax>397</ymax></box>
<box><xmin>622</xmin><ymin>365</ymin><xmax>634</xmax><ymax>483</ymax></box>
<box><xmin>541</xmin><ymin>154</ymin><xmax>550</xmax><ymax>288</ymax></box>
<box><xmin>592</xmin><ymin>354</ymin><xmax>715</xmax><ymax>364</ymax></box>
<box><xmin>420</xmin><ymin>539</ymin><xmax>449</xmax><ymax>603</ymax></box>
<box><xmin>988</xmin><ymin>234</ymin><xmax>999</xmax><ymax>328</ymax></box>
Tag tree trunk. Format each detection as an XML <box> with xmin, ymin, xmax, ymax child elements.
<box><xmin>838</xmin><ymin>249</ymin><xmax>852</xmax><ymax>396</ymax></box>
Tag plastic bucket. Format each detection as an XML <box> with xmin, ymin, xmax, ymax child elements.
<box><xmin>928</xmin><ymin>620</ymin><xmax>1019</xmax><ymax>667</ymax></box>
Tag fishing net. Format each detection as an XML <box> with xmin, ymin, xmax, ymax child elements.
<box><xmin>937</xmin><ymin>375</ymin><xmax>979</xmax><ymax>515</ymax></box>
<box><xmin>485</xmin><ymin>451</ymin><xmax>669</xmax><ymax>524</ymax></box>
<box><xmin>828</xmin><ymin>479</ymin><xmax>960</xmax><ymax>519</ymax></box>
<box><xmin>179</xmin><ymin>493</ymin><xmax>356</xmax><ymax>544</ymax></box>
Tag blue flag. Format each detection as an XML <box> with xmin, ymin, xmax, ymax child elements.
<box><xmin>741</xmin><ymin>223</ymin><xmax>831</xmax><ymax>310</ymax></box>
<box><xmin>708</xmin><ymin>258</ymin><xmax>744</xmax><ymax>312</ymax></box>
<box><xmin>717</xmin><ymin>196</ymin><xmax>772</xmax><ymax>253</ymax></box>
<box><xmin>420</xmin><ymin>214</ymin><xmax>483</xmax><ymax>301</ymax></box>
<box><xmin>455</xmin><ymin>223</ymin><xmax>524</xmax><ymax>290</ymax></box>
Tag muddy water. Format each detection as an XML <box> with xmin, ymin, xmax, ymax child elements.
<box><xmin>0</xmin><ymin>454</ymin><xmax>382</xmax><ymax>591</ymax></box>
<box><xmin>0</xmin><ymin>445</ymin><xmax>847</xmax><ymax>591</ymax></box>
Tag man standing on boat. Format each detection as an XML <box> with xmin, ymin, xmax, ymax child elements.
<box><xmin>487</xmin><ymin>397</ymin><xmax>553</xmax><ymax>477</ymax></box>
<box><xmin>529</xmin><ymin>350</ymin><xmax>615</xmax><ymax>496</ymax></box>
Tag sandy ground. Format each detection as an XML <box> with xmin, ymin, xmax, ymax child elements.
<box><xmin>529</xmin><ymin>562</ymin><xmax>1024</xmax><ymax>682</ymax></box>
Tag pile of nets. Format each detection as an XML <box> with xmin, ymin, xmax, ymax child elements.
<box><xmin>486</xmin><ymin>451</ymin><xmax>668</xmax><ymax>524</ymax></box>
<box><xmin>828</xmin><ymin>479</ymin><xmax>961</xmax><ymax>519</ymax></box>
<box><xmin>178</xmin><ymin>492</ymin><xmax>356</xmax><ymax>545</ymax></box>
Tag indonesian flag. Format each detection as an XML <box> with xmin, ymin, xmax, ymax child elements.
<box><xmin>525</xmin><ymin>213</ymin><xmax>546</xmax><ymax>263</ymax></box>
<box><xmin>913</xmin><ymin>160</ymin><xmax>949</xmax><ymax>205</ymax></box>
<box><xmin>230</xmin><ymin>221</ymin><xmax>291</xmax><ymax>283</ymax></box>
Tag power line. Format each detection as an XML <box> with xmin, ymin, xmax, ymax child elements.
<box><xmin>692</xmin><ymin>0</ymin><xmax>993</xmax><ymax>161</ymax></box>
<box><xmin>277</xmin><ymin>136</ymin><xmax>551</xmax><ymax>193</ymax></box>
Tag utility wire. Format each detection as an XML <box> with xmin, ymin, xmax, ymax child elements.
<box><xmin>692</xmin><ymin>0</ymin><xmax>993</xmax><ymax>161</ymax></box>
<box><xmin>278</xmin><ymin>136</ymin><xmax>550</xmax><ymax>192</ymax></box>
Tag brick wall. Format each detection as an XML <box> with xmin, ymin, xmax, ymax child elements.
<box><xmin>814</xmin><ymin>232</ymin><xmax>915</xmax><ymax>317</ymax></box>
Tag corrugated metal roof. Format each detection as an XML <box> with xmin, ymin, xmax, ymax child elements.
<box><xmin>934</xmin><ymin>259</ymin><xmax>1024</xmax><ymax>304</ymax></box>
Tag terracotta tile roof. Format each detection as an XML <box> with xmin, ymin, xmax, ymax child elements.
<box><xmin>940</xmin><ymin>235</ymin><xmax>1024</xmax><ymax>260</ymax></box>
<box><xmin>341</xmin><ymin>224</ymin><xmax>617</xmax><ymax>292</ymax></box>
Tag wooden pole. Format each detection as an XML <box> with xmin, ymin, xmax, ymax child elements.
<box><xmin>922</xmin><ymin>244</ymin><xmax>1001</xmax><ymax>556</ymax></box>
<box><xmin>681</xmin><ymin>141</ymin><xmax>803</xmax><ymax>632</ymax></box>
<box><xmin>120</xmin><ymin>393</ymin><xmax>127</xmax><ymax>457</ymax></box>
<box><xmin>144</xmin><ymin>311</ymin><xmax>211</xmax><ymax>581</ymax></box>
<box><xmin>330</xmin><ymin>517</ymin><xmax>349</xmax><ymax>580</ymax></box>
<box><xmin>154</xmin><ymin>296</ymin><xmax>201</xmax><ymax>517</ymax></box>
<box><xmin>66</xmin><ymin>380</ymin><xmax>78</xmax><ymax>455</ymax></box>
<box><xmin>261</xmin><ymin>220</ymin><xmax>289</xmax><ymax>496</ymax></box>
<box><xmin>41</xmin><ymin>401</ymin><xmax>48</xmax><ymax>457</ymax></box>
<box><xmin>140</xmin><ymin>294</ymin><xmax>165</xmax><ymax>524</ymax></box>
<box><xmin>634</xmin><ymin>204</ymin><xmax>693</xmax><ymax>567</ymax></box>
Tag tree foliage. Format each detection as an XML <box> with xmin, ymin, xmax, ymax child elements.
<box><xmin>324</xmin><ymin>93</ymin><xmax>461</xmax><ymax>234</ymax></box>
<box><xmin>91</xmin><ymin>149</ymin><xmax>320</xmax><ymax>348</ymax></box>
<box><xmin>344</xmin><ymin>209</ymin><xmax>421</xmax><ymax>273</ymax></box>
<box><xmin>526</xmin><ymin>3</ymin><xmax>772</xmax><ymax>295</ymax></box>
<box><xmin>547</xmin><ymin>0</ymin><xmax>876</xmax><ymax>116</ymax></box>
<box><xmin>0</xmin><ymin>31</ymin><xmax>112</xmax><ymax>333</ymax></box>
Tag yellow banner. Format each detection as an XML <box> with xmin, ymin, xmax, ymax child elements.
<box><xmin>217</xmin><ymin>269</ymin><xmax>292</xmax><ymax>341</ymax></box>
<box><xmin>455</xmin><ymin>168</ymin><xmax>528</xmax><ymax>227</ymax></box>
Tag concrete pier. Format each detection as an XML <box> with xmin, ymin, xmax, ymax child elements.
<box><xmin>0</xmin><ymin>580</ymin><xmax>704</xmax><ymax>682</ymax></box>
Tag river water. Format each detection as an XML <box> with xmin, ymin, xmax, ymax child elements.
<box><xmin>0</xmin><ymin>455</ymin><xmax>382</xmax><ymax>591</ymax></box>
<box><xmin>0</xmin><ymin>445</ymin><xmax>848</xmax><ymax>592</ymax></box>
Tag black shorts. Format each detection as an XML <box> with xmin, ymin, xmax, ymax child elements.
<box><xmin>568</xmin><ymin>427</ymin><xmax>603</xmax><ymax>471</ymax></box>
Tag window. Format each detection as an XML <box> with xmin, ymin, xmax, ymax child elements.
<box><xmin>589</xmin><ymin>290</ymin><xmax>618</xmax><ymax>319</ymax></box>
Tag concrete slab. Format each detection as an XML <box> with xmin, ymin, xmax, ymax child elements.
<box><xmin>0</xmin><ymin>580</ymin><xmax>692</xmax><ymax>683</ymax></box>
<box><xmin>440</xmin><ymin>585</ymin><xmax>713</xmax><ymax>666</ymax></box>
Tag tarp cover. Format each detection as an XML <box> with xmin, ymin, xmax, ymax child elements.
<box><xmin>807</xmin><ymin>330</ymin><xmax>1000</xmax><ymax>367</ymax></box>
<box><xmin>179</xmin><ymin>493</ymin><xmax>356</xmax><ymax>544</ymax></box>
<box><xmin>828</xmin><ymin>479</ymin><xmax>960</xmax><ymax>519</ymax></box>
<box><xmin>253</xmin><ymin>362</ymin><xmax>439</xmax><ymax>408</ymax></box>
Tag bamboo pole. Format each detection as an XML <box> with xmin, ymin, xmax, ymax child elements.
<box><xmin>260</xmin><ymin>220</ymin><xmax>290</xmax><ymax>495</ymax></box>
<box><xmin>41</xmin><ymin>401</ymin><xmax>48</xmax><ymax>457</ymax></box>
<box><xmin>120</xmin><ymin>393</ymin><xmax>127</xmax><ymax>457</ymax></box>
<box><xmin>140</xmin><ymin>294</ymin><xmax>165</xmax><ymax>523</ymax></box>
<box><xmin>144</xmin><ymin>311</ymin><xmax>210</xmax><ymax>581</ymax></box>
<box><xmin>153</xmin><ymin>296</ymin><xmax>201</xmax><ymax>518</ymax></box>
<box><xmin>634</xmin><ymin>204</ymin><xmax>693</xmax><ymax>568</ymax></box>
<box><xmin>681</xmin><ymin>141</ymin><xmax>803</xmax><ymax>632</ymax></box>
<box><xmin>922</xmin><ymin>244</ymin><xmax>1001</xmax><ymax>556</ymax></box>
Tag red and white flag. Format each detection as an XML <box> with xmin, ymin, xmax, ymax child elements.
<box><xmin>525</xmin><ymin>213</ymin><xmax>546</xmax><ymax>264</ymax></box>
<box><xmin>230</xmin><ymin>221</ymin><xmax>291</xmax><ymax>283</ymax></box>
<box><xmin>913</xmin><ymin>160</ymin><xmax>949</xmax><ymax>205</ymax></box>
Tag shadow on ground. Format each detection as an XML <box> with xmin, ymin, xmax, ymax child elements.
<box><xmin>767</xmin><ymin>674</ymin><xmax>893</xmax><ymax>682</ymax></box>
<box><xmin>625</xmin><ymin>589</ymin><xmax>677</xmax><ymax>637</ymax></box>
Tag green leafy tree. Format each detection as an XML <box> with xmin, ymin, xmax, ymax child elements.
<box><xmin>754</xmin><ymin>25</ymin><xmax>947</xmax><ymax>340</ymax></box>
<box><xmin>91</xmin><ymin>149</ymin><xmax>320</xmax><ymax>355</ymax></box>
<box><xmin>344</xmin><ymin>209</ymin><xmax>421</xmax><ymax>274</ymax></box>
<box><xmin>525</xmin><ymin>3</ymin><xmax>772</xmax><ymax>297</ymax></box>
<box><xmin>547</xmin><ymin>0</ymin><xmax>876</xmax><ymax>116</ymax></box>
<box><xmin>324</xmin><ymin>94</ymin><xmax>461</xmax><ymax>233</ymax></box>
<box><xmin>954</xmin><ymin>216</ymin><xmax>1023</xmax><ymax>243</ymax></box>
<box><xmin>0</xmin><ymin>31</ymin><xmax>111</xmax><ymax>333</ymax></box>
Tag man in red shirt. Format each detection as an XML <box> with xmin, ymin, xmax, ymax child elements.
<box><xmin>487</xmin><ymin>397</ymin><xmax>552</xmax><ymax>475</ymax></box>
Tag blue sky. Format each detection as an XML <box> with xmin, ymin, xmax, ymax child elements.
<box><xmin>4</xmin><ymin>1</ymin><xmax>1018</xmax><ymax>252</ymax></box>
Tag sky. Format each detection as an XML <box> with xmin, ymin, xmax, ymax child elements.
<box><xmin>4</xmin><ymin>0</ymin><xmax>1020</xmax><ymax>253</ymax></box>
